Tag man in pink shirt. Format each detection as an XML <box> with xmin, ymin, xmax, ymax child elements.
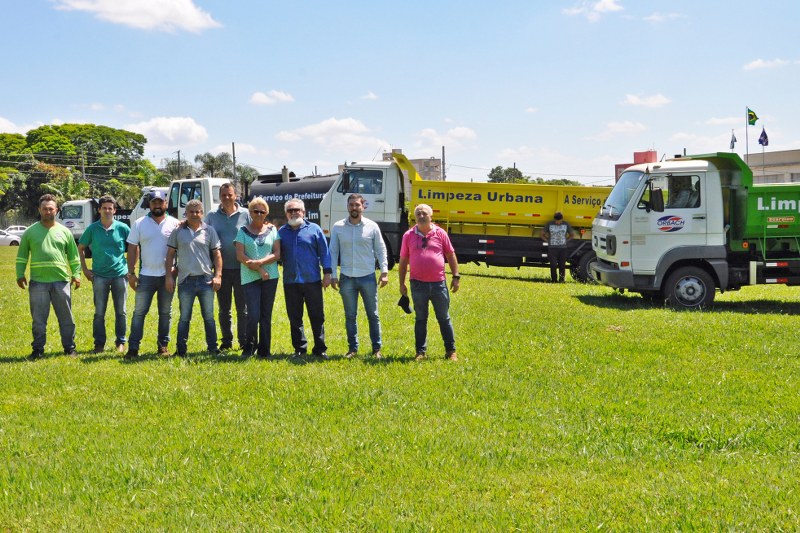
<box><xmin>398</xmin><ymin>204</ymin><xmax>460</xmax><ymax>361</ymax></box>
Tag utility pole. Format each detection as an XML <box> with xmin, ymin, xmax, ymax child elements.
<box><xmin>232</xmin><ymin>142</ymin><xmax>238</xmax><ymax>194</ymax></box>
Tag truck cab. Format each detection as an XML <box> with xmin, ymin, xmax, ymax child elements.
<box><xmin>167</xmin><ymin>177</ymin><xmax>230</xmax><ymax>219</ymax></box>
<box><xmin>318</xmin><ymin>160</ymin><xmax>407</xmax><ymax>267</ymax></box>
<box><xmin>591</xmin><ymin>154</ymin><xmax>733</xmax><ymax>307</ymax></box>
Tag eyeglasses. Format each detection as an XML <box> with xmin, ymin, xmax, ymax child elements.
<box><xmin>251</xmin><ymin>209</ymin><xmax>267</xmax><ymax>215</ymax></box>
<box><xmin>420</xmin><ymin>236</ymin><xmax>427</xmax><ymax>249</ymax></box>
<box><xmin>286</xmin><ymin>208</ymin><xmax>303</xmax><ymax>214</ymax></box>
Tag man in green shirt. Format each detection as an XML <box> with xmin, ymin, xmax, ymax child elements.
<box><xmin>78</xmin><ymin>195</ymin><xmax>131</xmax><ymax>354</ymax></box>
<box><xmin>16</xmin><ymin>194</ymin><xmax>81</xmax><ymax>360</ymax></box>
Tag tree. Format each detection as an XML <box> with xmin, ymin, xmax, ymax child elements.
<box><xmin>194</xmin><ymin>152</ymin><xmax>234</xmax><ymax>179</ymax></box>
<box><xmin>530</xmin><ymin>177</ymin><xmax>583</xmax><ymax>186</ymax></box>
<box><xmin>488</xmin><ymin>166</ymin><xmax>529</xmax><ymax>184</ymax></box>
<box><xmin>38</xmin><ymin>162</ymin><xmax>89</xmax><ymax>202</ymax></box>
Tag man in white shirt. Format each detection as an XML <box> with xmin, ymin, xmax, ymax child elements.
<box><xmin>330</xmin><ymin>194</ymin><xmax>389</xmax><ymax>359</ymax></box>
<box><xmin>125</xmin><ymin>190</ymin><xmax>181</xmax><ymax>359</ymax></box>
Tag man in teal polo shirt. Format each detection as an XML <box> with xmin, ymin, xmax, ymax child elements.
<box><xmin>78</xmin><ymin>195</ymin><xmax>131</xmax><ymax>354</ymax></box>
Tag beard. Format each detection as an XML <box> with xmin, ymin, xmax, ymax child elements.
<box><xmin>150</xmin><ymin>207</ymin><xmax>165</xmax><ymax>217</ymax></box>
<box><xmin>287</xmin><ymin>217</ymin><xmax>303</xmax><ymax>227</ymax></box>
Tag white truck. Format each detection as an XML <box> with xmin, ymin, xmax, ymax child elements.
<box><xmin>591</xmin><ymin>152</ymin><xmax>800</xmax><ymax>308</ymax></box>
<box><xmin>59</xmin><ymin>177</ymin><xmax>229</xmax><ymax>242</ymax></box>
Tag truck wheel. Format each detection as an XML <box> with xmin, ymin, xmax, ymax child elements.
<box><xmin>664</xmin><ymin>267</ymin><xmax>715</xmax><ymax>309</ymax></box>
<box><xmin>571</xmin><ymin>251</ymin><xmax>598</xmax><ymax>283</ymax></box>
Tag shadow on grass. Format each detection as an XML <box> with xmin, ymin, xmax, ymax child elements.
<box><xmin>0</xmin><ymin>350</ymin><xmax>419</xmax><ymax>365</ymax></box>
<box><xmin>577</xmin><ymin>293</ymin><xmax>800</xmax><ymax>314</ymax></box>
<box><xmin>460</xmin><ymin>270</ymin><xmax>555</xmax><ymax>284</ymax></box>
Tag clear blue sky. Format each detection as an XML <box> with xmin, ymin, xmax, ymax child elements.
<box><xmin>2</xmin><ymin>0</ymin><xmax>798</xmax><ymax>184</ymax></box>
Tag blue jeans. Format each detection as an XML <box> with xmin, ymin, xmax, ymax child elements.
<box><xmin>243</xmin><ymin>278</ymin><xmax>279</xmax><ymax>356</ymax></box>
<box><xmin>128</xmin><ymin>275</ymin><xmax>174</xmax><ymax>351</ymax></box>
<box><xmin>410</xmin><ymin>279</ymin><xmax>456</xmax><ymax>354</ymax></box>
<box><xmin>29</xmin><ymin>280</ymin><xmax>75</xmax><ymax>352</ymax></box>
<box><xmin>92</xmin><ymin>274</ymin><xmax>128</xmax><ymax>346</ymax></box>
<box><xmin>176</xmin><ymin>274</ymin><xmax>217</xmax><ymax>353</ymax></box>
<box><xmin>339</xmin><ymin>273</ymin><xmax>381</xmax><ymax>352</ymax></box>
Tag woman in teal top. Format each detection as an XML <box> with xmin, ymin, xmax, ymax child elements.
<box><xmin>234</xmin><ymin>197</ymin><xmax>281</xmax><ymax>357</ymax></box>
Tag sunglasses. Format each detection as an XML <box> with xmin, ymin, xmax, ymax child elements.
<box><xmin>286</xmin><ymin>208</ymin><xmax>303</xmax><ymax>213</ymax></box>
<box><xmin>420</xmin><ymin>236</ymin><xmax>427</xmax><ymax>249</ymax></box>
<box><xmin>251</xmin><ymin>209</ymin><xmax>267</xmax><ymax>215</ymax></box>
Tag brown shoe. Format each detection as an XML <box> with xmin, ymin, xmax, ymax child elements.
<box><xmin>345</xmin><ymin>351</ymin><xmax>357</xmax><ymax>359</ymax></box>
<box><xmin>158</xmin><ymin>345</ymin><xmax>170</xmax><ymax>357</ymax></box>
<box><xmin>93</xmin><ymin>344</ymin><xmax>104</xmax><ymax>354</ymax></box>
<box><xmin>446</xmin><ymin>350</ymin><xmax>458</xmax><ymax>361</ymax></box>
<box><xmin>415</xmin><ymin>353</ymin><xmax>426</xmax><ymax>361</ymax></box>
<box><xmin>372</xmin><ymin>350</ymin><xmax>383</xmax><ymax>360</ymax></box>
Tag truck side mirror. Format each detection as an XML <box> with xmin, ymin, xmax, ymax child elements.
<box><xmin>651</xmin><ymin>187</ymin><xmax>664</xmax><ymax>212</ymax></box>
<box><xmin>342</xmin><ymin>171</ymin><xmax>350</xmax><ymax>194</ymax></box>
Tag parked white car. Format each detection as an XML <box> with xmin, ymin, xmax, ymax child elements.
<box><xmin>5</xmin><ymin>225</ymin><xmax>27</xmax><ymax>236</ymax></box>
<box><xmin>0</xmin><ymin>229</ymin><xmax>21</xmax><ymax>246</ymax></box>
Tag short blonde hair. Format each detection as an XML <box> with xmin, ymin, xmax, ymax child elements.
<box><xmin>414</xmin><ymin>204</ymin><xmax>433</xmax><ymax>217</ymax></box>
<box><xmin>248</xmin><ymin>197</ymin><xmax>268</xmax><ymax>213</ymax></box>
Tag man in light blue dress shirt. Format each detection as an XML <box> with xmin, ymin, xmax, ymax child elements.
<box><xmin>329</xmin><ymin>193</ymin><xmax>389</xmax><ymax>359</ymax></box>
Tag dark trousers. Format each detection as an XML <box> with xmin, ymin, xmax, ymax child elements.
<box><xmin>243</xmin><ymin>278</ymin><xmax>279</xmax><ymax>356</ymax></box>
<box><xmin>549</xmin><ymin>247</ymin><xmax>568</xmax><ymax>282</ymax></box>
<box><xmin>217</xmin><ymin>269</ymin><xmax>247</xmax><ymax>347</ymax></box>
<box><xmin>284</xmin><ymin>281</ymin><xmax>327</xmax><ymax>355</ymax></box>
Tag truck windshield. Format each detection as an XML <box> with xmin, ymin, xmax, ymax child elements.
<box><xmin>60</xmin><ymin>205</ymin><xmax>83</xmax><ymax>219</ymax></box>
<box><xmin>598</xmin><ymin>170</ymin><xmax>644</xmax><ymax>220</ymax></box>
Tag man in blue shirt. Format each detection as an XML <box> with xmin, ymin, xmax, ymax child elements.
<box><xmin>205</xmin><ymin>183</ymin><xmax>251</xmax><ymax>351</ymax></box>
<box><xmin>330</xmin><ymin>194</ymin><xmax>389</xmax><ymax>359</ymax></box>
<box><xmin>78</xmin><ymin>195</ymin><xmax>130</xmax><ymax>354</ymax></box>
<box><xmin>278</xmin><ymin>198</ymin><xmax>332</xmax><ymax>360</ymax></box>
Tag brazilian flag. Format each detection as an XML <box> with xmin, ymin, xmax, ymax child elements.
<box><xmin>747</xmin><ymin>108</ymin><xmax>759</xmax><ymax>126</ymax></box>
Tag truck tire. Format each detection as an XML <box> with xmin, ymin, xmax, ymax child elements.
<box><xmin>571</xmin><ymin>251</ymin><xmax>598</xmax><ymax>283</ymax></box>
<box><xmin>383</xmin><ymin>235</ymin><xmax>395</xmax><ymax>270</ymax></box>
<box><xmin>663</xmin><ymin>267</ymin><xmax>715</xmax><ymax>309</ymax></box>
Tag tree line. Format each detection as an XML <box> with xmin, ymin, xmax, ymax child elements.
<box><xmin>487</xmin><ymin>166</ymin><xmax>582</xmax><ymax>186</ymax></box>
<box><xmin>0</xmin><ymin>123</ymin><xmax>257</xmax><ymax>221</ymax></box>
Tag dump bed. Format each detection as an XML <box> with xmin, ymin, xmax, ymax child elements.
<box><xmin>411</xmin><ymin>178</ymin><xmax>610</xmax><ymax>228</ymax></box>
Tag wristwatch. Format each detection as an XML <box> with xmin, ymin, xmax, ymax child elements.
<box><xmin>452</xmin><ymin>274</ymin><xmax>460</xmax><ymax>280</ymax></box>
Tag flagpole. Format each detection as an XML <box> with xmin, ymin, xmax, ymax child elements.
<box><xmin>745</xmin><ymin>106</ymin><xmax>749</xmax><ymax>164</ymax></box>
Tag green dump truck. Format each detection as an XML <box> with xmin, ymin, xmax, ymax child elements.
<box><xmin>592</xmin><ymin>152</ymin><xmax>800</xmax><ymax>308</ymax></box>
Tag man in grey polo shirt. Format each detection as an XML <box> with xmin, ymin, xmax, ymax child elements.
<box><xmin>165</xmin><ymin>199</ymin><xmax>223</xmax><ymax>356</ymax></box>
<box><xmin>205</xmin><ymin>182</ymin><xmax>250</xmax><ymax>351</ymax></box>
<box><xmin>330</xmin><ymin>193</ymin><xmax>389</xmax><ymax>359</ymax></box>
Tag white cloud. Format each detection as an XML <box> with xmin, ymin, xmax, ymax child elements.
<box><xmin>0</xmin><ymin>117</ymin><xmax>48</xmax><ymax>135</ymax></box>
<box><xmin>588</xmin><ymin>121</ymin><xmax>646</xmax><ymax>141</ymax></box>
<box><xmin>249</xmin><ymin>90</ymin><xmax>295</xmax><ymax>105</ymax></box>
<box><xmin>644</xmin><ymin>12</ymin><xmax>684</xmax><ymax>23</ymax></box>
<box><xmin>414</xmin><ymin>126</ymin><xmax>478</xmax><ymax>153</ymax></box>
<box><xmin>525</xmin><ymin>107</ymin><xmax>538</xmax><ymax>113</ymax></box>
<box><xmin>126</xmin><ymin>116</ymin><xmax>208</xmax><ymax>150</ymax></box>
<box><xmin>624</xmin><ymin>93</ymin><xmax>671</xmax><ymax>108</ymax></box>
<box><xmin>743</xmin><ymin>58</ymin><xmax>790</xmax><ymax>71</ymax></box>
<box><xmin>52</xmin><ymin>0</ymin><xmax>221</xmax><ymax>33</ymax></box>
<box><xmin>669</xmin><ymin>131</ymin><xmax>736</xmax><ymax>153</ymax></box>
<box><xmin>361</xmin><ymin>91</ymin><xmax>379</xmax><ymax>100</ymax></box>
<box><xmin>563</xmin><ymin>0</ymin><xmax>623</xmax><ymax>22</ymax></box>
<box><xmin>275</xmin><ymin>117</ymin><xmax>389</xmax><ymax>155</ymax></box>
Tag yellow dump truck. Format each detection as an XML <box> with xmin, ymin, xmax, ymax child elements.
<box><xmin>312</xmin><ymin>152</ymin><xmax>611</xmax><ymax>281</ymax></box>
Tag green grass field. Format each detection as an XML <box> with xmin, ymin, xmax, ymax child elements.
<box><xmin>2</xmin><ymin>246</ymin><xmax>799</xmax><ymax>530</ymax></box>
